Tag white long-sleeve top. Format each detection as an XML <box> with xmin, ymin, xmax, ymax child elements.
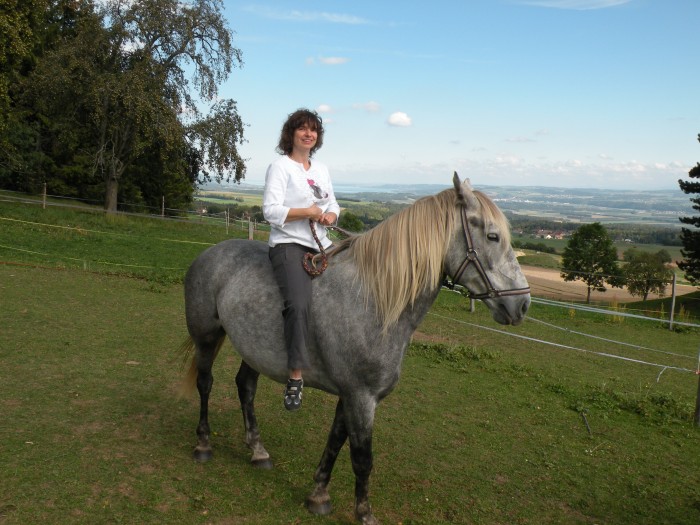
<box><xmin>262</xmin><ymin>155</ymin><xmax>341</xmax><ymax>249</ymax></box>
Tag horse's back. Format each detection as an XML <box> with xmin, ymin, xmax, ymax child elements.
<box><xmin>185</xmin><ymin>240</ymin><xmax>273</xmax><ymax>334</ymax></box>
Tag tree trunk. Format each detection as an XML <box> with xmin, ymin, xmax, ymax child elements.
<box><xmin>105</xmin><ymin>175</ymin><xmax>119</xmax><ymax>213</ymax></box>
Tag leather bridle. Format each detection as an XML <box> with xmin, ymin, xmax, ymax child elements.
<box><xmin>448</xmin><ymin>204</ymin><xmax>531</xmax><ymax>300</ymax></box>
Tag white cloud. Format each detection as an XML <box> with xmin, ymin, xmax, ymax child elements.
<box><xmin>244</xmin><ymin>6</ymin><xmax>370</xmax><ymax>24</ymax></box>
<box><xmin>514</xmin><ymin>0</ymin><xmax>631</xmax><ymax>10</ymax></box>
<box><xmin>387</xmin><ymin>112</ymin><xmax>412</xmax><ymax>127</ymax></box>
<box><xmin>506</xmin><ymin>136</ymin><xmax>537</xmax><ymax>143</ymax></box>
<box><xmin>317</xmin><ymin>104</ymin><xmax>333</xmax><ymax>114</ymax></box>
<box><xmin>332</xmin><ymin>155</ymin><xmax>689</xmax><ymax>190</ymax></box>
<box><xmin>352</xmin><ymin>101</ymin><xmax>382</xmax><ymax>113</ymax></box>
<box><xmin>318</xmin><ymin>56</ymin><xmax>350</xmax><ymax>65</ymax></box>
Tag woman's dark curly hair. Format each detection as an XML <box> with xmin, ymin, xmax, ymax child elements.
<box><xmin>276</xmin><ymin>108</ymin><xmax>324</xmax><ymax>157</ymax></box>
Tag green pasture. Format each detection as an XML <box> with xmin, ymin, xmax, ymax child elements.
<box><xmin>1</xmin><ymin>198</ymin><xmax>700</xmax><ymax>524</ymax></box>
<box><xmin>1</xmin><ymin>265</ymin><xmax>699</xmax><ymax>525</ymax></box>
<box><xmin>0</xmin><ymin>199</ymin><xmax>260</xmax><ymax>283</ymax></box>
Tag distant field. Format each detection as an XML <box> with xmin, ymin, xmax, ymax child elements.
<box><xmin>514</xmin><ymin>234</ymin><xmax>683</xmax><ymax>261</ymax></box>
<box><xmin>196</xmin><ymin>190</ymin><xmax>263</xmax><ymax>206</ymax></box>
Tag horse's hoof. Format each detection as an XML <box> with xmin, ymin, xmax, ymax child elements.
<box><xmin>306</xmin><ymin>497</ymin><xmax>333</xmax><ymax>516</ymax></box>
<box><xmin>252</xmin><ymin>457</ymin><xmax>273</xmax><ymax>470</ymax></box>
<box><xmin>358</xmin><ymin>514</ymin><xmax>379</xmax><ymax>525</ymax></box>
<box><xmin>193</xmin><ymin>446</ymin><xmax>212</xmax><ymax>463</ymax></box>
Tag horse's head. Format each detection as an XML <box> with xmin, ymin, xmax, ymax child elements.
<box><xmin>445</xmin><ymin>173</ymin><xmax>530</xmax><ymax>326</ymax></box>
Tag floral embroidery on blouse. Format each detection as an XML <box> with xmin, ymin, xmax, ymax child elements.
<box><xmin>307</xmin><ymin>178</ymin><xmax>328</xmax><ymax>200</ymax></box>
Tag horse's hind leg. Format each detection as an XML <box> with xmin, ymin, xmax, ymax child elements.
<box><xmin>192</xmin><ymin>336</ymin><xmax>223</xmax><ymax>463</ymax></box>
<box><xmin>235</xmin><ymin>361</ymin><xmax>272</xmax><ymax>469</ymax></box>
<box><xmin>306</xmin><ymin>399</ymin><xmax>349</xmax><ymax>516</ymax></box>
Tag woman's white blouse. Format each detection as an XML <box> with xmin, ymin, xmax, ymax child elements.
<box><xmin>263</xmin><ymin>155</ymin><xmax>341</xmax><ymax>249</ymax></box>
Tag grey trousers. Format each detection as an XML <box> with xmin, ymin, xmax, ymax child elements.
<box><xmin>269</xmin><ymin>243</ymin><xmax>315</xmax><ymax>370</ymax></box>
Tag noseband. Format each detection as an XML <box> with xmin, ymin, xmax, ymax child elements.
<box><xmin>448</xmin><ymin>204</ymin><xmax>531</xmax><ymax>300</ymax></box>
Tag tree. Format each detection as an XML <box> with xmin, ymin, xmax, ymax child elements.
<box><xmin>678</xmin><ymin>133</ymin><xmax>700</xmax><ymax>284</ymax></box>
<box><xmin>16</xmin><ymin>0</ymin><xmax>245</xmax><ymax>212</ymax></box>
<box><xmin>338</xmin><ymin>210</ymin><xmax>365</xmax><ymax>232</ymax></box>
<box><xmin>623</xmin><ymin>248</ymin><xmax>674</xmax><ymax>301</ymax></box>
<box><xmin>0</xmin><ymin>0</ymin><xmax>45</xmax><ymax>135</ymax></box>
<box><xmin>560</xmin><ymin>222</ymin><xmax>623</xmax><ymax>303</ymax></box>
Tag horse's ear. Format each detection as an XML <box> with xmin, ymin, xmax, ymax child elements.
<box><xmin>453</xmin><ymin>171</ymin><xmax>478</xmax><ymax>208</ymax></box>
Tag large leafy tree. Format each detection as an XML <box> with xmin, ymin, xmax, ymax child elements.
<box><xmin>0</xmin><ymin>0</ymin><xmax>48</xmax><ymax>176</ymax></box>
<box><xmin>678</xmin><ymin>134</ymin><xmax>700</xmax><ymax>284</ymax></box>
<box><xmin>560</xmin><ymin>222</ymin><xmax>623</xmax><ymax>303</ymax></box>
<box><xmin>10</xmin><ymin>0</ymin><xmax>245</xmax><ymax>212</ymax></box>
<box><xmin>623</xmin><ymin>248</ymin><xmax>674</xmax><ymax>301</ymax></box>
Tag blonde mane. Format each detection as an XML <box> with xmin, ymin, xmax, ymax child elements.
<box><xmin>331</xmin><ymin>186</ymin><xmax>510</xmax><ymax>332</ymax></box>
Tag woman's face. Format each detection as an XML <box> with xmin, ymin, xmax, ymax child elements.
<box><xmin>292</xmin><ymin>123</ymin><xmax>318</xmax><ymax>153</ymax></box>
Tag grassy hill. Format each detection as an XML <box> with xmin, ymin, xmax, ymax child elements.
<box><xmin>1</xmin><ymin>196</ymin><xmax>699</xmax><ymax>524</ymax></box>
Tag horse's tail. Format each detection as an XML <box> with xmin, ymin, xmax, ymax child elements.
<box><xmin>177</xmin><ymin>335</ymin><xmax>226</xmax><ymax>398</ymax></box>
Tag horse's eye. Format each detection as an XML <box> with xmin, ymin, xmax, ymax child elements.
<box><xmin>487</xmin><ymin>233</ymin><xmax>499</xmax><ymax>242</ymax></box>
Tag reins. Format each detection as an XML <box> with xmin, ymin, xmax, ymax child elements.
<box><xmin>302</xmin><ymin>220</ymin><xmax>328</xmax><ymax>277</ymax></box>
<box><xmin>302</xmin><ymin>220</ymin><xmax>352</xmax><ymax>278</ymax></box>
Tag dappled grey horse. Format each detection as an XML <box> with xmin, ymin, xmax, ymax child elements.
<box><xmin>180</xmin><ymin>173</ymin><xmax>530</xmax><ymax>524</ymax></box>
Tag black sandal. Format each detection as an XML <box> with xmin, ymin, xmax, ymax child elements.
<box><xmin>283</xmin><ymin>378</ymin><xmax>303</xmax><ymax>411</ymax></box>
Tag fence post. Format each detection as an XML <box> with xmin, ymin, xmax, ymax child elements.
<box><xmin>470</xmin><ymin>298</ymin><xmax>475</xmax><ymax>313</ymax></box>
<box><xmin>161</xmin><ymin>196</ymin><xmax>165</xmax><ymax>217</ymax></box>
<box><xmin>42</xmin><ymin>183</ymin><xmax>47</xmax><ymax>209</ymax></box>
<box><xmin>695</xmin><ymin>348</ymin><xmax>700</xmax><ymax>427</ymax></box>
<box><xmin>669</xmin><ymin>273</ymin><xmax>676</xmax><ymax>331</ymax></box>
<box><xmin>248</xmin><ymin>219</ymin><xmax>254</xmax><ymax>240</ymax></box>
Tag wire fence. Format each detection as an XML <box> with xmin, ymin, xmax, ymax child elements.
<box><xmin>0</xmin><ymin>186</ymin><xmax>266</xmax><ymax>228</ymax></box>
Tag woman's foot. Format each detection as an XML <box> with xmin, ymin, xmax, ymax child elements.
<box><xmin>284</xmin><ymin>378</ymin><xmax>303</xmax><ymax>411</ymax></box>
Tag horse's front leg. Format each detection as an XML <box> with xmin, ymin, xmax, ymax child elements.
<box><xmin>306</xmin><ymin>399</ymin><xmax>349</xmax><ymax>515</ymax></box>
<box><xmin>345</xmin><ymin>396</ymin><xmax>378</xmax><ymax>525</ymax></box>
<box><xmin>235</xmin><ymin>360</ymin><xmax>272</xmax><ymax>469</ymax></box>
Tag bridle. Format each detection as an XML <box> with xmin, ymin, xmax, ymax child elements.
<box><xmin>448</xmin><ymin>204</ymin><xmax>531</xmax><ymax>300</ymax></box>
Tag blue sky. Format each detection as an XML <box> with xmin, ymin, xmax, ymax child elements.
<box><xmin>217</xmin><ymin>0</ymin><xmax>699</xmax><ymax>190</ymax></box>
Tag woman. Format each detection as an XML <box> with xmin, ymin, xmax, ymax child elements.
<box><xmin>262</xmin><ymin>108</ymin><xmax>340</xmax><ymax>411</ymax></box>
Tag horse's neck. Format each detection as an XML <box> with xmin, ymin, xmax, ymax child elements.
<box><xmin>395</xmin><ymin>281</ymin><xmax>443</xmax><ymax>334</ymax></box>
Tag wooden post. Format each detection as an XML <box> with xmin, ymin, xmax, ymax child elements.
<box><xmin>669</xmin><ymin>273</ymin><xmax>676</xmax><ymax>331</ymax></box>
<box><xmin>248</xmin><ymin>219</ymin><xmax>254</xmax><ymax>240</ymax></box>
<box><xmin>42</xmin><ymin>183</ymin><xmax>47</xmax><ymax>209</ymax></box>
<box><xmin>695</xmin><ymin>349</ymin><xmax>700</xmax><ymax>427</ymax></box>
<box><xmin>470</xmin><ymin>298</ymin><xmax>475</xmax><ymax>313</ymax></box>
<box><xmin>694</xmin><ymin>374</ymin><xmax>700</xmax><ymax>427</ymax></box>
<box><xmin>161</xmin><ymin>196</ymin><xmax>165</xmax><ymax>217</ymax></box>
<box><xmin>226</xmin><ymin>209</ymin><xmax>229</xmax><ymax>235</ymax></box>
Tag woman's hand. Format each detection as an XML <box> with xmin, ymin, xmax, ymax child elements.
<box><xmin>318</xmin><ymin>212</ymin><xmax>337</xmax><ymax>226</ymax></box>
<box><xmin>307</xmin><ymin>204</ymin><xmax>323</xmax><ymax>221</ymax></box>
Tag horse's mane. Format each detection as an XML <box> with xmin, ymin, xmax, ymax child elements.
<box><xmin>331</xmin><ymin>186</ymin><xmax>510</xmax><ymax>332</ymax></box>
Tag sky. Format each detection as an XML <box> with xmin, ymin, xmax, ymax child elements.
<box><xmin>214</xmin><ymin>0</ymin><xmax>700</xmax><ymax>190</ymax></box>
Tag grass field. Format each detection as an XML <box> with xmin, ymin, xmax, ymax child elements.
<box><xmin>1</xmin><ymin>199</ymin><xmax>700</xmax><ymax>524</ymax></box>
